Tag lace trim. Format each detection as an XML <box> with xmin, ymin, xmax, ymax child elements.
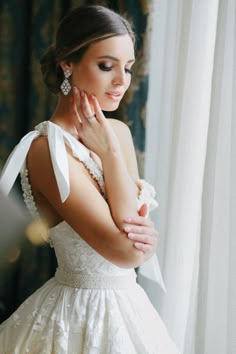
<box><xmin>137</xmin><ymin>179</ymin><xmax>159</xmax><ymax>212</ymax></box>
<box><xmin>20</xmin><ymin>167</ymin><xmax>53</xmax><ymax>247</ymax></box>
<box><xmin>20</xmin><ymin>168</ymin><xmax>40</xmax><ymax>218</ymax></box>
<box><xmin>83</xmin><ymin>158</ymin><xmax>106</xmax><ymax>197</ymax></box>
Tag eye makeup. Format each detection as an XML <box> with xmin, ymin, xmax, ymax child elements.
<box><xmin>98</xmin><ymin>62</ymin><xmax>133</xmax><ymax>74</ymax></box>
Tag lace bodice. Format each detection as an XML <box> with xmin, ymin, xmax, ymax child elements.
<box><xmin>0</xmin><ymin>120</ymin><xmax>166</xmax><ymax>291</ymax></box>
<box><xmin>50</xmin><ymin>222</ymin><xmax>135</xmax><ymax>277</ymax></box>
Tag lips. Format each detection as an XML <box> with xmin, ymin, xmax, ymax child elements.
<box><xmin>105</xmin><ymin>91</ymin><xmax>123</xmax><ymax>101</ymax></box>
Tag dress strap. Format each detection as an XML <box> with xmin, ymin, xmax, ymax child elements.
<box><xmin>37</xmin><ymin>121</ymin><xmax>105</xmax><ymax>202</ymax></box>
<box><xmin>0</xmin><ymin>130</ymin><xmax>40</xmax><ymax>195</ymax></box>
<box><xmin>0</xmin><ymin>121</ymin><xmax>105</xmax><ymax>202</ymax></box>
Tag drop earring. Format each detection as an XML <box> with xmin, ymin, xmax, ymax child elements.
<box><xmin>60</xmin><ymin>69</ymin><xmax>72</xmax><ymax>95</ymax></box>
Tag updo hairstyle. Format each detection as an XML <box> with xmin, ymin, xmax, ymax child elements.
<box><xmin>40</xmin><ymin>5</ymin><xmax>135</xmax><ymax>94</ymax></box>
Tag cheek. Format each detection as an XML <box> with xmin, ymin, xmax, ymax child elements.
<box><xmin>73</xmin><ymin>69</ymin><xmax>106</xmax><ymax>94</ymax></box>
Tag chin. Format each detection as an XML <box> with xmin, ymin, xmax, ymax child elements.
<box><xmin>101</xmin><ymin>101</ymin><xmax>120</xmax><ymax>112</ymax></box>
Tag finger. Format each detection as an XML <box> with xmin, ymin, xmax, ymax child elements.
<box><xmin>133</xmin><ymin>242</ymin><xmax>153</xmax><ymax>253</ymax></box>
<box><xmin>91</xmin><ymin>94</ymin><xmax>106</xmax><ymax>124</ymax></box>
<box><xmin>81</xmin><ymin>91</ymin><xmax>95</xmax><ymax>121</ymax></box>
<box><xmin>138</xmin><ymin>204</ymin><xmax>148</xmax><ymax>217</ymax></box>
<box><xmin>128</xmin><ymin>233</ymin><xmax>157</xmax><ymax>245</ymax></box>
<box><xmin>124</xmin><ymin>225</ymin><xmax>158</xmax><ymax>238</ymax></box>
<box><xmin>124</xmin><ymin>216</ymin><xmax>154</xmax><ymax>228</ymax></box>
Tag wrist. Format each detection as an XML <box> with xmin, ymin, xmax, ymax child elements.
<box><xmin>99</xmin><ymin>145</ymin><xmax>122</xmax><ymax>160</ymax></box>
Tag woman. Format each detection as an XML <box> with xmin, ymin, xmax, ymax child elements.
<box><xmin>0</xmin><ymin>5</ymin><xmax>180</xmax><ymax>353</ymax></box>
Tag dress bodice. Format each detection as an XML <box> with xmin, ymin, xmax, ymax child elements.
<box><xmin>49</xmin><ymin>221</ymin><xmax>134</xmax><ymax>277</ymax></box>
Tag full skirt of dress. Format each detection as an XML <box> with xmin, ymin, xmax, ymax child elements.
<box><xmin>0</xmin><ymin>277</ymin><xmax>179</xmax><ymax>354</ymax></box>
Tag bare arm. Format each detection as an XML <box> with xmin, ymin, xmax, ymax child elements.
<box><xmin>72</xmin><ymin>88</ymin><xmax>140</xmax><ymax>231</ymax></box>
<box><xmin>108</xmin><ymin>119</ymin><xmax>159</xmax><ymax>259</ymax></box>
<box><xmin>28</xmin><ymin>136</ymin><xmax>144</xmax><ymax>269</ymax></box>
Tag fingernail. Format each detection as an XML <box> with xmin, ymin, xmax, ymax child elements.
<box><xmin>124</xmin><ymin>226</ymin><xmax>131</xmax><ymax>232</ymax></box>
<box><xmin>128</xmin><ymin>233</ymin><xmax>134</xmax><ymax>239</ymax></box>
<box><xmin>124</xmin><ymin>217</ymin><xmax>132</xmax><ymax>222</ymax></box>
<box><xmin>81</xmin><ymin>90</ymin><xmax>84</xmax><ymax>97</ymax></box>
<box><xmin>91</xmin><ymin>94</ymin><xmax>96</xmax><ymax>100</ymax></box>
<box><xmin>73</xmin><ymin>87</ymin><xmax>78</xmax><ymax>94</ymax></box>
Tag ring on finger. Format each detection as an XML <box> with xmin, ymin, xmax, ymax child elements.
<box><xmin>86</xmin><ymin>113</ymin><xmax>96</xmax><ymax>120</ymax></box>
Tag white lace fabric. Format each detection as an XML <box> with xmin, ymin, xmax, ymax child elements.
<box><xmin>0</xmin><ymin>279</ymin><xmax>179</xmax><ymax>354</ymax></box>
<box><xmin>0</xmin><ymin>121</ymin><xmax>179</xmax><ymax>354</ymax></box>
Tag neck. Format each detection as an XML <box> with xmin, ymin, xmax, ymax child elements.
<box><xmin>50</xmin><ymin>93</ymin><xmax>79</xmax><ymax>139</ymax></box>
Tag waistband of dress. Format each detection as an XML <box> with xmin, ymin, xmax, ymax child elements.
<box><xmin>54</xmin><ymin>268</ymin><xmax>137</xmax><ymax>289</ymax></box>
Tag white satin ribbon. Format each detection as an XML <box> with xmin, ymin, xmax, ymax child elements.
<box><xmin>138</xmin><ymin>254</ymin><xmax>167</xmax><ymax>292</ymax></box>
<box><xmin>0</xmin><ymin>121</ymin><xmax>90</xmax><ymax>202</ymax></box>
<box><xmin>0</xmin><ymin>131</ymin><xmax>40</xmax><ymax>195</ymax></box>
<box><xmin>48</xmin><ymin>123</ymin><xmax>70</xmax><ymax>203</ymax></box>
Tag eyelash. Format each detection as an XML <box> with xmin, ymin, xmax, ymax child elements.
<box><xmin>98</xmin><ymin>63</ymin><xmax>132</xmax><ymax>75</ymax></box>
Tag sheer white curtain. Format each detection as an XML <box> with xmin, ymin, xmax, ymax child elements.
<box><xmin>143</xmin><ymin>0</ymin><xmax>235</xmax><ymax>353</ymax></box>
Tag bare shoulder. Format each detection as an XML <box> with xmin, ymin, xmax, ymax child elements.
<box><xmin>28</xmin><ymin>136</ymin><xmax>51</xmax><ymax>171</ymax></box>
<box><xmin>107</xmin><ymin>118</ymin><xmax>132</xmax><ymax>143</ymax></box>
<box><xmin>27</xmin><ymin>136</ymin><xmax>95</xmax><ymax>191</ymax></box>
<box><xmin>27</xmin><ymin>137</ymin><xmax>61</xmax><ymax>200</ymax></box>
<box><xmin>29</xmin><ymin>135</ymin><xmax>49</xmax><ymax>154</ymax></box>
<box><xmin>108</xmin><ymin>117</ymin><xmax>130</xmax><ymax>131</ymax></box>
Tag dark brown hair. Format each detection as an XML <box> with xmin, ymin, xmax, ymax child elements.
<box><xmin>40</xmin><ymin>5</ymin><xmax>135</xmax><ymax>94</ymax></box>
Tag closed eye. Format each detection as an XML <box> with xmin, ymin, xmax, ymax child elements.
<box><xmin>125</xmin><ymin>68</ymin><xmax>132</xmax><ymax>75</ymax></box>
<box><xmin>98</xmin><ymin>63</ymin><xmax>132</xmax><ymax>75</ymax></box>
<box><xmin>98</xmin><ymin>63</ymin><xmax>112</xmax><ymax>71</ymax></box>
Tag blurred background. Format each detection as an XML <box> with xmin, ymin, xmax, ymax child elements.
<box><xmin>1</xmin><ymin>0</ymin><xmax>236</xmax><ymax>353</ymax></box>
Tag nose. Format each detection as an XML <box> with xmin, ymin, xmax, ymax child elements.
<box><xmin>112</xmin><ymin>69</ymin><xmax>126</xmax><ymax>86</ymax></box>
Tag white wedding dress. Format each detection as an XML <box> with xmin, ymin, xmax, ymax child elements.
<box><xmin>0</xmin><ymin>121</ymin><xmax>180</xmax><ymax>354</ymax></box>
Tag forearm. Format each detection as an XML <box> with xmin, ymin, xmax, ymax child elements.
<box><xmin>101</xmin><ymin>149</ymin><xmax>139</xmax><ymax>230</ymax></box>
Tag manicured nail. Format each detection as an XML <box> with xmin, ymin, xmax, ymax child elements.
<box><xmin>124</xmin><ymin>217</ymin><xmax>132</xmax><ymax>222</ymax></box>
<box><xmin>73</xmin><ymin>86</ymin><xmax>78</xmax><ymax>94</ymax></box>
<box><xmin>124</xmin><ymin>226</ymin><xmax>131</xmax><ymax>232</ymax></box>
<box><xmin>128</xmin><ymin>233</ymin><xmax>135</xmax><ymax>239</ymax></box>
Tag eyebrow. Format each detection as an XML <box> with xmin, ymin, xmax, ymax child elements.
<box><xmin>96</xmin><ymin>55</ymin><xmax>135</xmax><ymax>63</ymax></box>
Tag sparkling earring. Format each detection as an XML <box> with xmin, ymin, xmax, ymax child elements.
<box><xmin>60</xmin><ymin>69</ymin><xmax>72</xmax><ymax>95</ymax></box>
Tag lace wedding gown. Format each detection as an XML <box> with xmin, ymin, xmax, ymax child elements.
<box><xmin>0</xmin><ymin>121</ymin><xmax>180</xmax><ymax>354</ymax></box>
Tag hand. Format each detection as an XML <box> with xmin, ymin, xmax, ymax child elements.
<box><xmin>71</xmin><ymin>87</ymin><xmax>121</xmax><ymax>157</ymax></box>
<box><xmin>123</xmin><ymin>205</ymin><xmax>159</xmax><ymax>261</ymax></box>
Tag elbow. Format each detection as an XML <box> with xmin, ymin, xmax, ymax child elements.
<box><xmin>112</xmin><ymin>244</ymin><xmax>145</xmax><ymax>269</ymax></box>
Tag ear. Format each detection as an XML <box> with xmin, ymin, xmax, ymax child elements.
<box><xmin>60</xmin><ymin>61</ymin><xmax>73</xmax><ymax>73</ymax></box>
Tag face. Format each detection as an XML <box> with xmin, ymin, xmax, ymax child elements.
<box><xmin>66</xmin><ymin>34</ymin><xmax>135</xmax><ymax>111</ymax></box>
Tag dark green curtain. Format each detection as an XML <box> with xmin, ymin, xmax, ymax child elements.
<box><xmin>0</xmin><ymin>0</ymin><xmax>153</xmax><ymax>322</ymax></box>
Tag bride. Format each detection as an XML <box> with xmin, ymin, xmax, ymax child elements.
<box><xmin>0</xmin><ymin>5</ymin><xmax>180</xmax><ymax>353</ymax></box>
